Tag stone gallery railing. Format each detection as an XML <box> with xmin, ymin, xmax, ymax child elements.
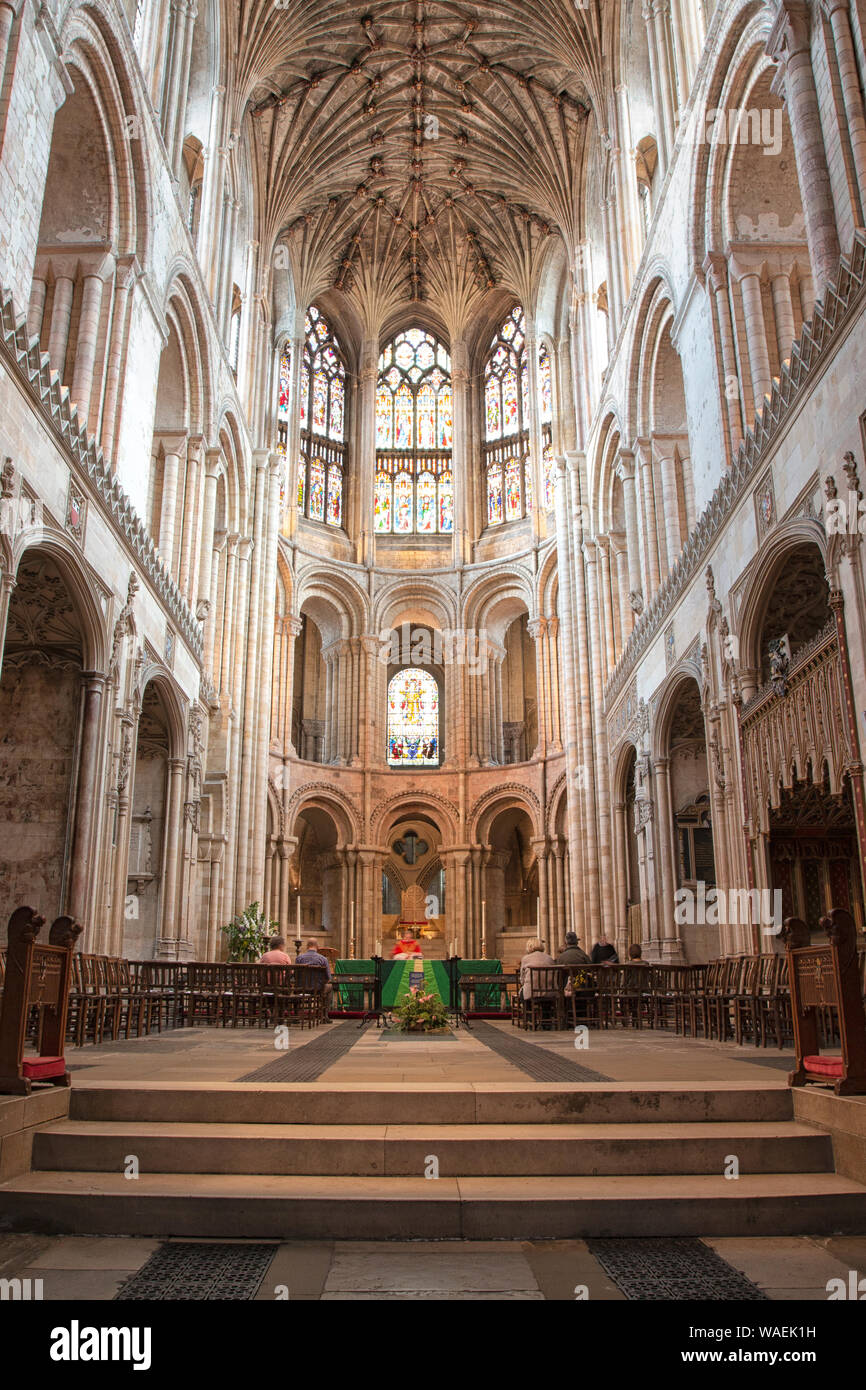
<box><xmin>604</xmin><ymin>229</ymin><xmax>866</xmax><ymax>708</ymax></box>
<box><xmin>0</xmin><ymin>284</ymin><xmax>203</xmax><ymax>662</ymax></box>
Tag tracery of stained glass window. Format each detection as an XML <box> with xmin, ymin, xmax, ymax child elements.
<box><xmin>543</xmin><ymin>440</ymin><xmax>555</xmax><ymax>510</ymax></box>
<box><xmin>375</xmin><ymin>471</ymin><xmax>392</xmax><ymax>532</ymax></box>
<box><xmin>487</xmin><ymin>462</ymin><xmax>503</xmax><ymax>525</ymax></box>
<box><xmin>505</xmin><ymin>459</ymin><xmax>522</xmax><ymax>521</ymax></box>
<box><xmin>308</xmin><ymin>459</ymin><xmax>325</xmax><ymax>522</ymax></box>
<box><xmin>438</xmin><ymin>470</ymin><xmax>454</xmax><ymax>534</ymax></box>
<box><xmin>387</xmin><ymin>669</ymin><xmax>440</xmax><ymax>767</ymax></box>
<box><xmin>394</xmin><ymin>471</ymin><xmax>413</xmax><ymax>533</ymax></box>
<box><xmin>283</xmin><ymin>305</ymin><xmax>347</xmax><ymax>532</ymax></box>
<box><xmin>375</xmin><ymin>328</ymin><xmax>453</xmax><ymax>535</ymax></box>
<box><xmin>417</xmin><ymin>471</ymin><xmax>436</xmax><ymax>532</ymax></box>
<box><xmin>538</xmin><ymin>343</ymin><xmax>552</xmax><ymax>423</ymax></box>
<box><xmin>483</xmin><ymin>306</ymin><xmax>531</xmax><ymax>527</ymax></box>
<box><xmin>326</xmin><ymin>465</ymin><xmax>342</xmax><ymax>526</ymax></box>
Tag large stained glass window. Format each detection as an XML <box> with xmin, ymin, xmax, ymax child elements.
<box><xmin>387</xmin><ymin>669</ymin><xmax>440</xmax><ymax>767</ymax></box>
<box><xmin>278</xmin><ymin>305</ymin><xmax>346</xmax><ymax>531</ymax></box>
<box><xmin>375</xmin><ymin>328</ymin><xmax>453</xmax><ymax>535</ymax></box>
<box><xmin>484</xmin><ymin>306</ymin><xmax>529</xmax><ymax>526</ymax></box>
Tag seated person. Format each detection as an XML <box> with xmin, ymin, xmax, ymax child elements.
<box><xmin>259</xmin><ymin>935</ymin><xmax>293</xmax><ymax>965</ymax></box>
<box><xmin>591</xmin><ymin>934</ymin><xmax>619</xmax><ymax>965</ymax></box>
<box><xmin>392</xmin><ymin>938</ymin><xmax>423</xmax><ymax>959</ymax></box>
<box><xmin>519</xmin><ymin>937</ymin><xmax>557</xmax><ymax>1000</ymax></box>
<box><xmin>556</xmin><ymin>932</ymin><xmax>591</xmax><ymax>966</ymax></box>
<box><xmin>628</xmin><ymin>943</ymin><xmax>650</xmax><ymax>965</ymax></box>
<box><xmin>295</xmin><ymin>938</ymin><xmax>333</xmax><ymax>1005</ymax></box>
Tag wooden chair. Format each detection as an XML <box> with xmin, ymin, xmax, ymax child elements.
<box><xmin>523</xmin><ymin>967</ymin><xmax>566</xmax><ymax>1030</ymax></box>
<box><xmin>187</xmin><ymin>963</ymin><xmax>227</xmax><ymax>1026</ymax></box>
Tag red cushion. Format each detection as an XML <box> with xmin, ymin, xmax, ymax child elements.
<box><xmin>803</xmin><ymin>1055</ymin><xmax>844</xmax><ymax>1077</ymax></box>
<box><xmin>21</xmin><ymin>1056</ymin><xmax>66</xmax><ymax>1080</ymax></box>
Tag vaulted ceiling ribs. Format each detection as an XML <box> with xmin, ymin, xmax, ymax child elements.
<box><xmin>239</xmin><ymin>1</ymin><xmax>598</xmax><ymax>319</ymax></box>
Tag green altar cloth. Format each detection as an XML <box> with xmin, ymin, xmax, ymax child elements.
<box><xmin>333</xmin><ymin>957</ymin><xmax>503</xmax><ymax>1010</ymax></box>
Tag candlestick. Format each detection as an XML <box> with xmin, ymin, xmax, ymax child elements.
<box><xmin>296</xmin><ymin>895</ymin><xmax>301</xmax><ymax>936</ymax></box>
<box><xmin>481</xmin><ymin>900</ymin><xmax>486</xmax><ymax>956</ymax></box>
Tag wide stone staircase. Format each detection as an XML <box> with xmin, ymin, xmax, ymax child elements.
<box><xmin>2</xmin><ymin>1081</ymin><xmax>866</xmax><ymax>1238</ymax></box>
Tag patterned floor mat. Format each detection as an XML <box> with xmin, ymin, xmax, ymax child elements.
<box><xmin>115</xmin><ymin>1242</ymin><xmax>276</xmax><ymax>1300</ymax></box>
<box><xmin>586</xmin><ymin>1237</ymin><xmax>768</xmax><ymax>1300</ymax></box>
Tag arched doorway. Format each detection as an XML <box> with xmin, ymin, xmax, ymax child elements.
<box><xmin>0</xmin><ymin>550</ymin><xmax>91</xmax><ymax>933</ymax></box>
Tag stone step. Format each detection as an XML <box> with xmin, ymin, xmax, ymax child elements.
<box><xmin>69</xmin><ymin>1082</ymin><xmax>795</xmax><ymax>1127</ymax></box>
<box><xmin>1</xmin><ymin>1170</ymin><xmax>864</xmax><ymax>1239</ymax></box>
<box><xmin>32</xmin><ymin>1119</ymin><xmax>833</xmax><ymax>1177</ymax></box>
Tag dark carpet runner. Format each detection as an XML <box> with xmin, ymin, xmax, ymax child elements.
<box><xmin>469</xmin><ymin>1019</ymin><xmax>611</xmax><ymax>1081</ymax></box>
<box><xmin>236</xmin><ymin>1020</ymin><xmax>364</xmax><ymax>1082</ymax></box>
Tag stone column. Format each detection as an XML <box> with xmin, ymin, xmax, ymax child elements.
<box><xmin>553</xmin><ymin>455</ymin><xmax>585</xmax><ymax>936</ymax></box>
<box><xmin>451</xmin><ymin>337</ymin><xmax>470</xmax><ymax>564</ymax></box>
<box><xmin>616</xmin><ymin>448</ymin><xmax>643</xmax><ymax>616</ymax></box>
<box><xmin>611</xmin><ymin>534</ymin><xmax>630</xmax><ymax>652</ymax></box>
<box><xmin>47</xmin><ymin>274</ymin><xmax>75</xmax><ymax>380</ymax></box>
<box><xmin>767</xmin><ymin>0</ymin><xmax>840</xmax><ymax>294</ymax></box>
<box><xmin>583</xmin><ymin>540</ymin><xmax>614</xmax><ymax>935</ymax></box>
<box><xmin>596</xmin><ymin>536</ymin><xmax>616</xmax><ymax>678</ymax></box>
<box><xmin>703</xmin><ymin>252</ymin><xmax>743</xmax><ymax>454</ymax></box>
<box><xmin>613</xmin><ymin>800</ymin><xmax>629</xmax><ymax>946</ymax></box>
<box><xmin>100</xmin><ymin>256</ymin><xmax>138</xmax><ymax>466</ymax></box>
<box><xmin>738</xmin><ymin>268</ymin><xmax>773</xmax><ymax>404</ymax></box>
<box><xmin>28</xmin><ymin>276</ymin><xmax>47</xmax><ymax>342</ymax></box>
<box><xmin>653</xmin><ymin>757</ymin><xmax>682</xmax><ymax>960</ymax></box>
<box><xmin>66</xmin><ymin>673</ymin><xmax>107</xmax><ymax>921</ymax></box>
<box><xmin>635</xmin><ymin>437</ymin><xmax>661</xmax><ymax>598</ymax></box>
<box><xmin>823</xmin><ymin>0</ymin><xmax>866</xmax><ymax>217</ymax></box>
<box><xmin>546</xmin><ymin>615</ymin><xmax>563</xmax><ymax>749</ymax></box>
<box><xmin>234</xmin><ymin>452</ymin><xmax>268</xmax><ymax>906</ymax></box>
<box><xmin>250</xmin><ymin>456</ymin><xmax>283</xmax><ymax>897</ymax></box>
<box><xmin>109</xmin><ymin>719</ymin><xmax>137</xmax><ymax>955</ymax></box>
<box><xmin>770</xmin><ymin>270</ymin><xmax>797</xmax><ymax>364</ymax></box>
<box><xmin>197</xmin><ymin>447</ymin><xmax>221</xmax><ymax>667</ymax></box>
<box><xmin>525</xmin><ymin>318</ymin><xmax>545</xmax><ymax>541</ymax></box>
<box><xmin>614</xmin><ymin>84</ymin><xmax>643</xmax><ymax>283</ymax></box>
<box><xmin>357</xmin><ymin>336</ymin><xmax>378</xmax><ymax>564</ymax></box>
<box><xmin>532</xmin><ymin>839</ymin><xmax>550</xmax><ymax>950</ymax></box>
<box><xmin>179</xmin><ymin>434</ymin><xmax>203</xmax><ymax>601</ymax></box>
<box><xmin>568</xmin><ymin>453</ymin><xmax>601</xmax><ymax>928</ymax></box>
<box><xmin>657</xmin><ymin>450</ymin><xmax>683</xmax><ymax>571</ymax></box>
<box><xmin>197</xmin><ymin>84</ymin><xmax>228</xmax><ymax>297</ymax></box>
<box><xmin>236</xmin><ymin>240</ymin><xmax>260</xmax><ymax>409</ymax></box>
<box><xmin>160</xmin><ymin>758</ymin><xmax>186</xmax><ymax>940</ymax></box>
<box><xmin>157</xmin><ymin>432</ymin><xmax>188</xmax><ymax>577</ymax></box>
<box><xmin>528</xmin><ymin>617</ymin><xmax>548</xmax><ymax>754</ymax></box>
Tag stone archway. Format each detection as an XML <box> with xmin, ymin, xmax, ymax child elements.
<box><xmin>0</xmin><ymin>551</ymin><xmax>87</xmax><ymax>933</ymax></box>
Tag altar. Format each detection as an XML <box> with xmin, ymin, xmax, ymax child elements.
<box><xmin>332</xmin><ymin>956</ymin><xmax>504</xmax><ymax>1014</ymax></box>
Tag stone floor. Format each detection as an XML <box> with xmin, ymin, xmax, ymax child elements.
<box><xmin>3</xmin><ymin>1232</ymin><xmax>866</xmax><ymax>1300</ymax></box>
<box><xmin>63</xmin><ymin>1018</ymin><xmax>798</xmax><ymax>1086</ymax></box>
<box><xmin>4</xmin><ymin>1022</ymin><xmax>863</xmax><ymax>1300</ymax></box>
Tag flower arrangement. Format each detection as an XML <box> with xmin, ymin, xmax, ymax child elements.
<box><xmin>220</xmin><ymin>902</ymin><xmax>277</xmax><ymax>962</ymax></box>
<box><xmin>391</xmin><ymin>985</ymin><xmax>450</xmax><ymax>1033</ymax></box>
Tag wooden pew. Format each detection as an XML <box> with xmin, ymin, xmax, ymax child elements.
<box><xmin>782</xmin><ymin>910</ymin><xmax>866</xmax><ymax>1095</ymax></box>
<box><xmin>0</xmin><ymin>907</ymin><xmax>81</xmax><ymax>1094</ymax></box>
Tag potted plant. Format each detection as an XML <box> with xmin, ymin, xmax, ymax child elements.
<box><xmin>390</xmin><ymin>985</ymin><xmax>450</xmax><ymax>1033</ymax></box>
<box><xmin>220</xmin><ymin>902</ymin><xmax>276</xmax><ymax>962</ymax></box>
